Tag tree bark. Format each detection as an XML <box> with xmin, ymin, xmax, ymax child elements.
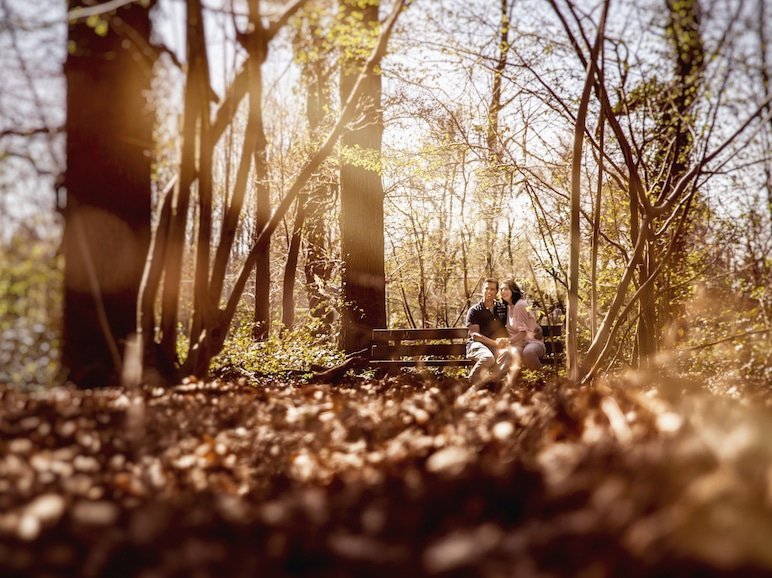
<box><xmin>251</xmin><ymin>1</ymin><xmax>272</xmax><ymax>340</ymax></box>
<box><xmin>282</xmin><ymin>197</ymin><xmax>306</xmax><ymax>329</ymax></box>
<box><xmin>63</xmin><ymin>1</ymin><xmax>155</xmax><ymax>387</ymax></box>
<box><xmin>339</xmin><ymin>0</ymin><xmax>387</xmax><ymax>352</ymax></box>
<box><xmin>486</xmin><ymin>0</ymin><xmax>509</xmax><ymax>162</ymax></box>
<box><xmin>760</xmin><ymin>0</ymin><xmax>772</xmax><ymax>221</ymax></box>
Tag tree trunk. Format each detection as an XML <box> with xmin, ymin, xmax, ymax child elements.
<box><xmin>303</xmin><ymin>184</ymin><xmax>335</xmax><ymax>330</ymax></box>
<box><xmin>247</xmin><ymin>1</ymin><xmax>272</xmax><ymax>341</ymax></box>
<box><xmin>63</xmin><ymin>1</ymin><xmax>154</xmax><ymax>387</ymax></box>
<box><xmin>282</xmin><ymin>197</ymin><xmax>306</xmax><ymax>329</ymax></box>
<box><xmin>760</xmin><ymin>0</ymin><xmax>772</xmax><ymax>221</ymax></box>
<box><xmin>339</xmin><ymin>0</ymin><xmax>387</xmax><ymax>352</ymax></box>
<box><xmin>159</xmin><ymin>0</ymin><xmax>210</xmax><ymax>375</ymax></box>
<box><xmin>297</xmin><ymin>11</ymin><xmax>335</xmax><ymax>331</ymax></box>
<box><xmin>486</xmin><ymin>0</ymin><xmax>509</xmax><ymax>161</ymax></box>
<box><xmin>253</xmin><ymin>101</ymin><xmax>271</xmax><ymax>340</ymax></box>
<box><xmin>638</xmin><ymin>0</ymin><xmax>704</xmax><ymax>364</ymax></box>
<box><xmin>566</xmin><ymin>0</ymin><xmax>608</xmax><ymax>382</ymax></box>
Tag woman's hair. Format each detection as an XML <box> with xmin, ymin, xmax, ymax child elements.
<box><xmin>501</xmin><ymin>279</ymin><xmax>522</xmax><ymax>304</ymax></box>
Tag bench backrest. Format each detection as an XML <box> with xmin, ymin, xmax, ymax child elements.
<box><xmin>371</xmin><ymin>326</ymin><xmax>564</xmax><ymax>362</ymax></box>
<box><xmin>371</xmin><ymin>327</ymin><xmax>469</xmax><ymax>360</ymax></box>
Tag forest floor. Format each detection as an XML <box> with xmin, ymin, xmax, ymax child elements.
<box><xmin>1</xmin><ymin>370</ymin><xmax>772</xmax><ymax>578</ymax></box>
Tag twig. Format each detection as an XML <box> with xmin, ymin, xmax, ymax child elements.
<box><xmin>676</xmin><ymin>328</ymin><xmax>770</xmax><ymax>353</ymax></box>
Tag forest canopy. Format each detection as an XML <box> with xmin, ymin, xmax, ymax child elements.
<box><xmin>0</xmin><ymin>0</ymin><xmax>769</xmax><ymax>388</ymax></box>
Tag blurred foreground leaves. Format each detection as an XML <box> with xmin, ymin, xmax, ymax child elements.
<box><xmin>1</xmin><ymin>372</ymin><xmax>772</xmax><ymax>577</ymax></box>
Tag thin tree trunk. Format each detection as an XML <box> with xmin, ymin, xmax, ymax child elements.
<box><xmin>639</xmin><ymin>0</ymin><xmax>705</xmax><ymax>366</ymax></box>
<box><xmin>159</xmin><ymin>0</ymin><xmax>209</xmax><ymax>369</ymax></box>
<box><xmin>590</xmin><ymin>60</ymin><xmax>605</xmax><ymax>340</ymax></box>
<box><xmin>251</xmin><ymin>3</ymin><xmax>272</xmax><ymax>339</ymax></box>
<box><xmin>566</xmin><ymin>0</ymin><xmax>609</xmax><ymax>382</ymax></box>
<box><xmin>207</xmin><ymin>4</ymin><xmax>266</xmax><ymax>325</ymax></box>
<box><xmin>486</xmin><ymin>0</ymin><xmax>509</xmax><ymax>160</ymax></box>
<box><xmin>298</xmin><ymin>12</ymin><xmax>335</xmax><ymax>331</ymax></box>
<box><xmin>761</xmin><ymin>0</ymin><xmax>772</xmax><ymax>220</ymax></box>
<box><xmin>303</xmin><ymin>185</ymin><xmax>334</xmax><ymax>329</ymax></box>
<box><xmin>282</xmin><ymin>197</ymin><xmax>306</xmax><ymax>329</ymax></box>
<box><xmin>188</xmin><ymin>0</ymin><xmax>214</xmax><ymax>370</ymax></box>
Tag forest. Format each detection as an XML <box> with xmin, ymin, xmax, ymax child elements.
<box><xmin>0</xmin><ymin>0</ymin><xmax>771</xmax><ymax>576</ymax></box>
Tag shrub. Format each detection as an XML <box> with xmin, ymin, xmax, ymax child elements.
<box><xmin>212</xmin><ymin>313</ymin><xmax>345</xmax><ymax>378</ymax></box>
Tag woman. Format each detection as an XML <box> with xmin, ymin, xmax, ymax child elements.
<box><xmin>499</xmin><ymin>279</ymin><xmax>546</xmax><ymax>370</ymax></box>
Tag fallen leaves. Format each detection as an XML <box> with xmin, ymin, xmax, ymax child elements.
<box><xmin>0</xmin><ymin>372</ymin><xmax>771</xmax><ymax>576</ymax></box>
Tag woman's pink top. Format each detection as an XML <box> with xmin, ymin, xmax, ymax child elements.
<box><xmin>506</xmin><ymin>299</ymin><xmax>542</xmax><ymax>344</ymax></box>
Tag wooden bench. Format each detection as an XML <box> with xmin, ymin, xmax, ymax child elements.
<box><xmin>370</xmin><ymin>325</ymin><xmax>564</xmax><ymax>370</ymax></box>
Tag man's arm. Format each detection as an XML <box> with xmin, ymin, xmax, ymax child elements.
<box><xmin>468</xmin><ymin>323</ymin><xmax>499</xmax><ymax>349</ymax></box>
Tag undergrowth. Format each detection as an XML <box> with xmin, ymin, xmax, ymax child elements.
<box><xmin>212</xmin><ymin>314</ymin><xmax>346</xmax><ymax>378</ymax></box>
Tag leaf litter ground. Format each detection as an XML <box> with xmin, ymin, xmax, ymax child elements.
<box><xmin>1</xmin><ymin>371</ymin><xmax>772</xmax><ymax>577</ymax></box>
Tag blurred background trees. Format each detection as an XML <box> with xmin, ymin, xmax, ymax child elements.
<box><xmin>0</xmin><ymin>0</ymin><xmax>768</xmax><ymax>388</ymax></box>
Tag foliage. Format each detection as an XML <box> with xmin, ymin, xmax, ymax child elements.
<box><xmin>0</xmin><ymin>227</ymin><xmax>62</xmax><ymax>387</ymax></box>
<box><xmin>664</xmin><ymin>189</ymin><xmax>771</xmax><ymax>388</ymax></box>
<box><xmin>212</xmin><ymin>312</ymin><xmax>345</xmax><ymax>378</ymax></box>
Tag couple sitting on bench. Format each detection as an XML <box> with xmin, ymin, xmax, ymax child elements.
<box><xmin>466</xmin><ymin>277</ymin><xmax>546</xmax><ymax>387</ymax></box>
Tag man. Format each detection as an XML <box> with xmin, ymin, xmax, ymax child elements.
<box><xmin>466</xmin><ymin>277</ymin><xmax>508</xmax><ymax>385</ymax></box>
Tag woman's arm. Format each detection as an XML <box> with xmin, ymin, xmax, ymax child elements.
<box><xmin>514</xmin><ymin>301</ymin><xmax>542</xmax><ymax>341</ymax></box>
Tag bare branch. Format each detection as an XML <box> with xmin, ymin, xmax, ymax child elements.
<box><xmin>0</xmin><ymin>127</ymin><xmax>63</xmax><ymax>138</ymax></box>
<box><xmin>68</xmin><ymin>0</ymin><xmax>140</xmax><ymax>21</ymax></box>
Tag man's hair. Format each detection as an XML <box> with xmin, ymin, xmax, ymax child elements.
<box><xmin>483</xmin><ymin>277</ymin><xmax>499</xmax><ymax>289</ymax></box>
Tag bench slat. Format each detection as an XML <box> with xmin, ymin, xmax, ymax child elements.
<box><xmin>372</xmin><ymin>327</ymin><xmax>469</xmax><ymax>342</ymax></box>
<box><xmin>372</xmin><ymin>343</ymin><xmax>468</xmax><ymax>360</ymax></box>
<box><xmin>370</xmin><ymin>359</ymin><xmax>475</xmax><ymax>367</ymax></box>
<box><xmin>541</xmin><ymin>325</ymin><xmax>562</xmax><ymax>337</ymax></box>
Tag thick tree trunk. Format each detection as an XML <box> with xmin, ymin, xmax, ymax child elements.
<box><xmin>63</xmin><ymin>1</ymin><xmax>154</xmax><ymax>387</ymax></box>
<box><xmin>339</xmin><ymin>0</ymin><xmax>387</xmax><ymax>352</ymax></box>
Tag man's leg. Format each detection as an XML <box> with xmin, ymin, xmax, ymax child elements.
<box><xmin>496</xmin><ymin>345</ymin><xmax>522</xmax><ymax>390</ymax></box>
<box><xmin>467</xmin><ymin>341</ymin><xmax>495</xmax><ymax>385</ymax></box>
